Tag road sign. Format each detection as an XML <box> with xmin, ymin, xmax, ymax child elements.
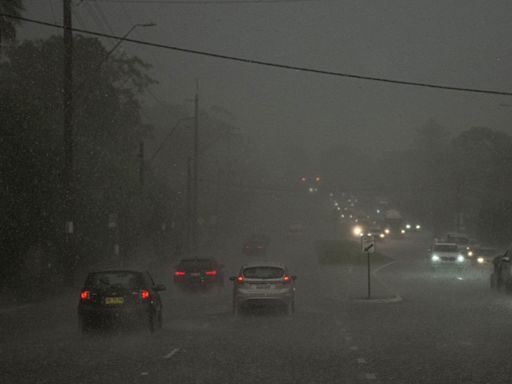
<box><xmin>361</xmin><ymin>235</ymin><xmax>375</xmax><ymax>254</ymax></box>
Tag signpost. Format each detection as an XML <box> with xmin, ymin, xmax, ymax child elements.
<box><xmin>361</xmin><ymin>235</ymin><xmax>375</xmax><ymax>299</ymax></box>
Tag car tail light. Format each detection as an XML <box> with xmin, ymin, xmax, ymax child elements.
<box><xmin>140</xmin><ymin>290</ymin><xmax>150</xmax><ymax>300</ymax></box>
<box><xmin>80</xmin><ymin>290</ymin><xmax>90</xmax><ymax>300</ymax></box>
<box><xmin>236</xmin><ymin>275</ymin><xmax>244</xmax><ymax>284</ymax></box>
<box><xmin>283</xmin><ymin>275</ymin><xmax>291</xmax><ymax>283</ymax></box>
<box><xmin>174</xmin><ymin>271</ymin><xmax>186</xmax><ymax>276</ymax></box>
<box><xmin>205</xmin><ymin>270</ymin><xmax>217</xmax><ymax>276</ymax></box>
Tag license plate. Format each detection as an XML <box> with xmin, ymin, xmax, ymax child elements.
<box><xmin>105</xmin><ymin>297</ymin><xmax>124</xmax><ymax>305</ymax></box>
<box><xmin>256</xmin><ymin>285</ymin><xmax>272</xmax><ymax>289</ymax></box>
<box><xmin>191</xmin><ymin>273</ymin><xmax>200</xmax><ymax>277</ymax></box>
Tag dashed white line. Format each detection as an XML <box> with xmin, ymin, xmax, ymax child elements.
<box><xmin>364</xmin><ymin>373</ymin><xmax>377</xmax><ymax>380</ymax></box>
<box><xmin>357</xmin><ymin>358</ymin><xmax>367</xmax><ymax>364</ymax></box>
<box><xmin>350</xmin><ymin>346</ymin><xmax>359</xmax><ymax>351</ymax></box>
<box><xmin>163</xmin><ymin>348</ymin><xmax>181</xmax><ymax>359</ymax></box>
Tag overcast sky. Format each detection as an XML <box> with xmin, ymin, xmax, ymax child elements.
<box><xmin>18</xmin><ymin>0</ymin><xmax>512</xmax><ymax>157</ymax></box>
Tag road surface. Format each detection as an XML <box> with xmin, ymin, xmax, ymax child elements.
<box><xmin>1</xmin><ymin>193</ymin><xmax>510</xmax><ymax>384</ymax></box>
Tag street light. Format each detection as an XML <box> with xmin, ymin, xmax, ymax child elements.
<box><xmin>74</xmin><ymin>22</ymin><xmax>157</xmax><ymax>100</ymax></box>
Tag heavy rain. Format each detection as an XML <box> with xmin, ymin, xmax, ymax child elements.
<box><xmin>1</xmin><ymin>1</ymin><xmax>512</xmax><ymax>383</ymax></box>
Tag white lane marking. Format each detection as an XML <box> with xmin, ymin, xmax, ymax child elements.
<box><xmin>140</xmin><ymin>372</ymin><xmax>149</xmax><ymax>376</ymax></box>
<box><xmin>365</xmin><ymin>373</ymin><xmax>377</xmax><ymax>380</ymax></box>
<box><xmin>163</xmin><ymin>348</ymin><xmax>181</xmax><ymax>359</ymax></box>
<box><xmin>357</xmin><ymin>358</ymin><xmax>367</xmax><ymax>364</ymax></box>
<box><xmin>371</xmin><ymin>260</ymin><xmax>403</xmax><ymax>303</ymax></box>
<box><xmin>350</xmin><ymin>346</ymin><xmax>359</xmax><ymax>351</ymax></box>
<box><xmin>457</xmin><ymin>276</ymin><xmax>464</xmax><ymax>281</ymax></box>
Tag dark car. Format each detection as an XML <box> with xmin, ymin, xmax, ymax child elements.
<box><xmin>77</xmin><ymin>270</ymin><xmax>165</xmax><ymax>334</ymax></box>
<box><xmin>173</xmin><ymin>258</ymin><xmax>225</xmax><ymax>290</ymax></box>
<box><xmin>242</xmin><ymin>234</ymin><xmax>270</xmax><ymax>256</ymax></box>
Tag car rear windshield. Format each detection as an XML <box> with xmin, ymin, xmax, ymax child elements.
<box><xmin>243</xmin><ymin>267</ymin><xmax>284</xmax><ymax>279</ymax></box>
<box><xmin>433</xmin><ymin>244</ymin><xmax>458</xmax><ymax>252</ymax></box>
<box><xmin>178</xmin><ymin>259</ymin><xmax>214</xmax><ymax>271</ymax></box>
<box><xmin>86</xmin><ymin>272</ymin><xmax>144</xmax><ymax>290</ymax></box>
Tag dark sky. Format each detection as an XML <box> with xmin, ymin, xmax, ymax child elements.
<box><xmin>18</xmin><ymin>0</ymin><xmax>512</xmax><ymax>157</ymax></box>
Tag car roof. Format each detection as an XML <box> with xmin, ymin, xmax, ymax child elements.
<box><xmin>88</xmin><ymin>270</ymin><xmax>143</xmax><ymax>275</ymax></box>
<box><xmin>178</xmin><ymin>258</ymin><xmax>215</xmax><ymax>263</ymax></box>
<box><xmin>241</xmin><ymin>261</ymin><xmax>287</xmax><ymax>269</ymax></box>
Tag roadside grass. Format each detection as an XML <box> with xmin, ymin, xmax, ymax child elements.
<box><xmin>315</xmin><ymin>239</ymin><xmax>392</xmax><ymax>266</ymax></box>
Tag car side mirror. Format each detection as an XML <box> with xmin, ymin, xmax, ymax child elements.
<box><xmin>154</xmin><ymin>284</ymin><xmax>166</xmax><ymax>291</ymax></box>
<box><xmin>229</xmin><ymin>276</ymin><xmax>236</xmax><ymax>282</ymax></box>
<box><xmin>292</xmin><ymin>275</ymin><xmax>298</xmax><ymax>281</ymax></box>
<box><xmin>502</xmin><ymin>257</ymin><xmax>510</xmax><ymax>263</ymax></box>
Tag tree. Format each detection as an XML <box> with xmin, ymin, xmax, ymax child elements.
<box><xmin>0</xmin><ymin>35</ymin><xmax>161</xmax><ymax>289</ymax></box>
<box><xmin>0</xmin><ymin>0</ymin><xmax>24</xmax><ymax>53</ymax></box>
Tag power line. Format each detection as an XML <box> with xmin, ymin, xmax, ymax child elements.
<box><xmin>5</xmin><ymin>12</ymin><xmax>512</xmax><ymax>97</ymax></box>
<box><xmin>82</xmin><ymin>0</ymin><xmax>326</xmax><ymax>4</ymax></box>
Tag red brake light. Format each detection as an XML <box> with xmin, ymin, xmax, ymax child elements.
<box><xmin>80</xmin><ymin>290</ymin><xmax>90</xmax><ymax>300</ymax></box>
<box><xmin>140</xmin><ymin>290</ymin><xmax>150</xmax><ymax>300</ymax></box>
<box><xmin>236</xmin><ymin>275</ymin><xmax>244</xmax><ymax>284</ymax></box>
<box><xmin>283</xmin><ymin>275</ymin><xmax>290</xmax><ymax>283</ymax></box>
<box><xmin>205</xmin><ymin>270</ymin><xmax>217</xmax><ymax>276</ymax></box>
<box><xmin>175</xmin><ymin>271</ymin><xmax>186</xmax><ymax>276</ymax></box>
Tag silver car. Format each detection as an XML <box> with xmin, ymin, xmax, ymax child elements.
<box><xmin>230</xmin><ymin>262</ymin><xmax>297</xmax><ymax>315</ymax></box>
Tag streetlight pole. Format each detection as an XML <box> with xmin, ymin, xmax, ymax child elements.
<box><xmin>62</xmin><ymin>0</ymin><xmax>74</xmax><ymax>285</ymax></box>
<box><xmin>192</xmin><ymin>86</ymin><xmax>199</xmax><ymax>254</ymax></box>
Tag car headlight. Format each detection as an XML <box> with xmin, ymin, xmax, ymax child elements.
<box><xmin>406</xmin><ymin>224</ymin><xmax>411</xmax><ymax>229</ymax></box>
<box><xmin>477</xmin><ymin>257</ymin><xmax>485</xmax><ymax>264</ymax></box>
<box><xmin>431</xmin><ymin>254</ymin><xmax>440</xmax><ymax>262</ymax></box>
<box><xmin>384</xmin><ymin>229</ymin><xmax>390</xmax><ymax>234</ymax></box>
<box><xmin>416</xmin><ymin>225</ymin><xmax>421</xmax><ymax>230</ymax></box>
<box><xmin>468</xmin><ymin>251</ymin><xmax>473</xmax><ymax>257</ymax></box>
<box><xmin>379</xmin><ymin>233</ymin><xmax>385</xmax><ymax>238</ymax></box>
<box><xmin>457</xmin><ymin>255</ymin><xmax>465</xmax><ymax>262</ymax></box>
<box><xmin>352</xmin><ymin>225</ymin><xmax>363</xmax><ymax>237</ymax></box>
<box><xmin>401</xmin><ymin>229</ymin><xmax>406</xmax><ymax>234</ymax></box>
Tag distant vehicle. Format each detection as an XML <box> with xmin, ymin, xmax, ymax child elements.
<box><xmin>288</xmin><ymin>222</ymin><xmax>305</xmax><ymax>235</ymax></box>
<box><xmin>428</xmin><ymin>243</ymin><xmax>467</xmax><ymax>269</ymax></box>
<box><xmin>77</xmin><ymin>270</ymin><xmax>165</xmax><ymax>334</ymax></box>
<box><xmin>230</xmin><ymin>262</ymin><xmax>297</xmax><ymax>315</ymax></box>
<box><xmin>472</xmin><ymin>246</ymin><xmax>498</xmax><ymax>267</ymax></box>
<box><xmin>445</xmin><ymin>232</ymin><xmax>470</xmax><ymax>246</ymax></box>
<box><xmin>384</xmin><ymin>209</ymin><xmax>403</xmax><ymax>237</ymax></box>
<box><xmin>242</xmin><ymin>234</ymin><xmax>270</xmax><ymax>256</ymax></box>
<box><xmin>367</xmin><ymin>226</ymin><xmax>386</xmax><ymax>240</ymax></box>
<box><xmin>173</xmin><ymin>258</ymin><xmax>225</xmax><ymax>290</ymax></box>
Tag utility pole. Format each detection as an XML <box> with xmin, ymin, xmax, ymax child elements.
<box><xmin>138</xmin><ymin>141</ymin><xmax>144</xmax><ymax>186</ymax></box>
<box><xmin>192</xmin><ymin>84</ymin><xmax>199</xmax><ymax>252</ymax></box>
<box><xmin>186</xmin><ymin>157</ymin><xmax>193</xmax><ymax>256</ymax></box>
<box><xmin>62</xmin><ymin>0</ymin><xmax>74</xmax><ymax>285</ymax></box>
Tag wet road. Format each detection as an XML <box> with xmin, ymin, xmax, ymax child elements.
<box><xmin>2</xmin><ymin>196</ymin><xmax>512</xmax><ymax>383</ymax></box>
